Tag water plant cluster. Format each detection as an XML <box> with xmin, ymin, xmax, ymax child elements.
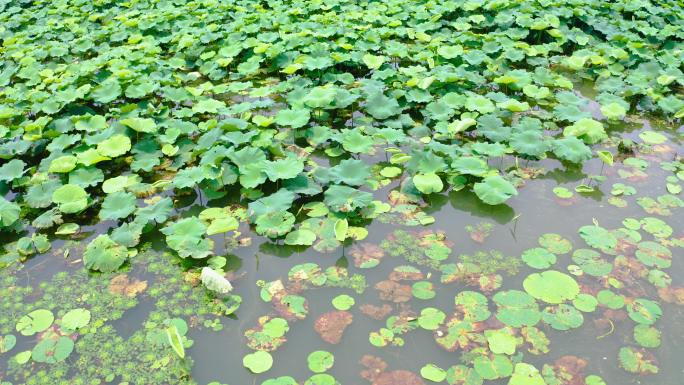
<box><xmin>1</xmin><ymin>0</ymin><xmax>684</xmax><ymax>383</ymax></box>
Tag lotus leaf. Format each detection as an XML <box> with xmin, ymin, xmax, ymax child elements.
<box><xmin>16</xmin><ymin>309</ymin><xmax>54</xmax><ymax>336</ymax></box>
<box><xmin>618</xmin><ymin>347</ymin><xmax>659</xmax><ymax>375</ymax></box>
<box><xmin>445</xmin><ymin>365</ymin><xmax>483</xmax><ymax>385</ymax></box>
<box><xmin>474</xmin><ymin>176</ymin><xmax>518</xmax><ymax>205</ymax></box>
<box><xmin>53</xmin><ymin>184</ymin><xmax>89</xmax><ymax>213</ymax></box>
<box><xmin>474</xmin><ymin>354</ymin><xmax>513</xmax><ymax>380</ymax></box>
<box><xmin>542</xmin><ymin>304</ymin><xmax>583</xmax><ymax>330</ymax></box>
<box><xmin>244</xmin><ymin>351</ymin><xmax>273</xmax><ymax>374</ymax></box>
<box><xmin>99</xmin><ymin>191</ymin><xmax>137</xmax><ymax>221</ymax></box>
<box><xmin>61</xmin><ymin>308</ymin><xmax>91</xmax><ymax>330</ymax></box>
<box><xmin>32</xmin><ymin>336</ymin><xmax>74</xmax><ymax>363</ymax></box>
<box><xmin>627</xmin><ymin>299</ymin><xmax>661</xmax><ymax>325</ymax></box>
<box><xmin>455</xmin><ymin>291</ymin><xmax>491</xmax><ymax>322</ymax></box>
<box><xmin>563</xmin><ymin>119</ymin><xmax>606</xmax><ymax>144</ymax></box>
<box><xmin>551</xmin><ymin>137</ymin><xmax>593</xmax><ymax>163</ymax></box>
<box><xmin>308</xmin><ymin>350</ymin><xmax>334</xmax><ymax>373</ymax></box>
<box><xmin>510</xmin><ymin>131</ymin><xmax>551</xmax><ymax>158</ymax></box>
<box><xmin>522</xmin><ymin>248</ymin><xmax>556</xmax><ymax>269</ymax></box>
<box><xmin>579</xmin><ymin>225</ymin><xmax>617</xmax><ymax>250</ymax></box>
<box><xmin>413</xmin><ymin>173</ymin><xmax>443</xmax><ymax>194</ymax></box>
<box><xmin>572</xmin><ymin>249</ymin><xmax>612</xmax><ymax>276</ymax></box>
<box><xmin>83</xmin><ymin>234</ymin><xmax>128</xmax><ymax>272</ymax></box>
<box><xmin>332</xmin><ymin>295</ymin><xmax>355</xmax><ymax>311</ymax></box>
<box><xmin>538</xmin><ymin>234</ymin><xmax>572</xmax><ymax>254</ymax></box>
<box><xmin>421</xmin><ymin>364</ymin><xmax>447</xmax><ymax>382</ymax></box>
<box><xmin>509</xmin><ymin>363</ymin><xmax>546</xmax><ymax>385</ymax></box>
<box><xmin>523</xmin><ymin>271</ymin><xmax>579</xmax><ymax>304</ymax></box>
<box><xmin>493</xmin><ymin>290</ymin><xmax>542</xmax><ymax>327</ymax></box>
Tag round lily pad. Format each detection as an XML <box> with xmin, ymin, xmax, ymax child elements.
<box><xmin>0</xmin><ymin>334</ymin><xmax>16</xmax><ymax>353</ymax></box>
<box><xmin>332</xmin><ymin>295</ymin><xmax>355</xmax><ymax>310</ymax></box>
<box><xmin>32</xmin><ymin>336</ymin><xmax>74</xmax><ymax>363</ymax></box>
<box><xmin>579</xmin><ymin>226</ymin><xmax>617</xmax><ymax>250</ymax></box>
<box><xmin>639</xmin><ymin>131</ymin><xmax>667</xmax><ymax>144</ymax></box>
<box><xmin>618</xmin><ymin>346</ymin><xmax>659</xmax><ymax>374</ymax></box>
<box><xmin>412</xmin><ymin>281</ymin><xmax>436</xmax><ymax>299</ymax></box>
<box><xmin>486</xmin><ymin>330</ymin><xmax>517</xmax><ymax>355</ymax></box>
<box><xmin>16</xmin><ymin>309</ymin><xmax>54</xmax><ymax>336</ymax></box>
<box><xmin>597</xmin><ymin>290</ymin><xmax>625</xmax><ymax>309</ymax></box>
<box><xmin>492</xmin><ymin>290</ymin><xmax>541</xmax><ymax>327</ymax></box>
<box><xmin>418</xmin><ymin>308</ymin><xmax>446</xmax><ymax>330</ymax></box>
<box><xmin>262</xmin><ymin>318</ymin><xmax>289</xmax><ymax>339</ymax></box>
<box><xmin>542</xmin><ymin>304</ymin><xmax>584</xmax><ymax>330</ymax></box>
<box><xmin>636</xmin><ymin>242</ymin><xmax>672</xmax><ymax>268</ymax></box>
<box><xmin>553</xmin><ymin>187</ymin><xmax>573</xmax><ymax>198</ymax></box>
<box><xmin>622</xmin><ymin>218</ymin><xmax>641</xmax><ymax>230</ymax></box>
<box><xmin>243</xmin><ymin>351</ymin><xmax>273</xmax><ymax>373</ymax></box>
<box><xmin>523</xmin><ymin>271</ymin><xmax>579</xmax><ymax>304</ymax></box>
<box><xmin>522</xmin><ymin>248</ymin><xmax>556</xmax><ymax>269</ymax></box>
<box><xmin>304</xmin><ymin>374</ymin><xmax>336</xmax><ymax>385</ymax></box>
<box><xmin>509</xmin><ymin>363</ymin><xmax>546</xmax><ymax>385</ymax></box>
<box><xmin>473</xmin><ymin>354</ymin><xmax>513</xmax><ymax>380</ymax></box>
<box><xmin>421</xmin><ymin>364</ymin><xmax>447</xmax><ymax>382</ymax></box>
<box><xmin>61</xmin><ymin>308</ymin><xmax>91</xmax><ymax>330</ymax></box>
<box><xmin>571</xmin><ymin>249</ymin><xmax>612</xmax><ymax>277</ymax></box>
<box><xmin>627</xmin><ymin>299</ymin><xmax>662</xmax><ymax>325</ymax></box>
<box><xmin>538</xmin><ymin>234</ymin><xmax>572</xmax><ymax>254</ymax></box>
<box><xmin>445</xmin><ymin>365</ymin><xmax>483</xmax><ymax>385</ymax></box>
<box><xmin>455</xmin><ymin>291</ymin><xmax>490</xmax><ymax>322</ymax></box>
<box><xmin>640</xmin><ymin>217</ymin><xmax>672</xmax><ymax>238</ymax></box>
<box><xmin>308</xmin><ymin>350</ymin><xmax>334</xmax><ymax>373</ymax></box>
<box><xmin>573</xmin><ymin>294</ymin><xmax>598</xmax><ymax>312</ymax></box>
<box><xmin>634</xmin><ymin>324</ymin><xmax>661</xmax><ymax>347</ymax></box>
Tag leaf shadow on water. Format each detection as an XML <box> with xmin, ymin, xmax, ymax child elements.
<box><xmin>448</xmin><ymin>189</ymin><xmax>515</xmax><ymax>225</ymax></box>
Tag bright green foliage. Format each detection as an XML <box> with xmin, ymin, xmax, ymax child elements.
<box><xmin>83</xmin><ymin>234</ymin><xmax>128</xmax><ymax>272</ymax></box>
<box><xmin>244</xmin><ymin>351</ymin><xmax>274</xmax><ymax>373</ymax></box>
<box><xmin>308</xmin><ymin>351</ymin><xmax>334</xmax><ymax>373</ymax></box>
<box><xmin>523</xmin><ymin>271</ymin><xmax>579</xmax><ymax>304</ymax></box>
<box><xmin>421</xmin><ymin>364</ymin><xmax>447</xmax><ymax>382</ymax></box>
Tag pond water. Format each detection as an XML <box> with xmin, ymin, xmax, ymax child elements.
<box><xmin>3</xmin><ymin>112</ymin><xmax>684</xmax><ymax>385</ymax></box>
<box><xmin>3</xmin><ymin>1</ymin><xmax>684</xmax><ymax>384</ymax></box>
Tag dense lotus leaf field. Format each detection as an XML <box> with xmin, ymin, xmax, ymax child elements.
<box><xmin>1</xmin><ymin>0</ymin><xmax>684</xmax><ymax>383</ymax></box>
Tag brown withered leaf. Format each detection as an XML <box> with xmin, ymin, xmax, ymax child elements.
<box><xmin>542</xmin><ymin>356</ymin><xmax>587</xmax><ymax>385</ymax></box>
<box><xmin>603</xmin><ymin>309</ymin><xmax>628</xmax><ymax>322</ymax></box>
<box><xmin>360</xmin><ymin>304</ymin><xmax>393</xmax><ymax>321</ymax></box>
<box><xmin>658</xmin><ymin>286</ymin><xmax>684</xmax><ymax>305</ymax></box>
<box><xmin>375</xmin><ymin>280</ymin><xmax>412</xmax><ymax>303</ymax></box>
<box><xmin>350</xmin><ymin>243</ymin><xmax>385</xmax><ymax>268</ymax></box>
<box><xmin>360</xmin><ymin>355</ymin><xmax>387</xmax><ymax>382</ymax></box>
<box><xmin>314</xmin><ymin>311</ymin><xmax>353</xmax><ymax>344</ymax></box>
<box><xmin>374</xmin><ymin>370</ymin><xmax>424</xmax><ymax>385</ymax></box>
<box><xmin>109</xmin><ymin>274</ymin><xmax>147</xmax><ymax>297</ymax></box>
<box><xmin>389</xmin><ymin>265</ymin><xmax>424</xmax><ymax>281</ymax></box>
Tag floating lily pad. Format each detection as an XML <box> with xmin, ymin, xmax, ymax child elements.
<box><xmin>627</xmin><ymin>299</ymin><xmax>661</xmax><ymax>325</ymax></box>
<box><xmin>572</xmin><ymin>294</ymin><xmax>598</xmax><ymax>312</ymax></box>
<box><xmin>61</xmin><ymin>308</ymin><xmax>91</xmax><ymax>330</ymax></box>
<box><xmin>243</xmin><ymin>351</ymin><xmax>273</xmax><ymax>373</ymax></box>
<box><xmin>412</xmin><ymin>281</ymin><xmax>436</xmax><ymax>299</ymax></box>
<box><xmin>473</xmin><ymin>354</ymin><xmax>513</xmax><ymax>380</ymax></box>
<box><xmin>421</xmin><ymin>364</ymin><xmax>447</xmax><ymax>382</ymax></box>
<box><xmin>542</xmin><ymin>304</ymin><xmax>584</xmax><ymax>330</ymax></box>
<box><xmin>579</xmin><ymin>226</ymin><xmax>617</xmax><ymax>250</ymax></box>
<box><xmin>634</xmin><ymin>324</ymin><xmax>661</xmax><ymax>347</ymax></box>
<box><xmin>572</xmin><ymin>249</ymin><xmax>612</xmax><ymax>276</ymax></box>
<box><xmin>16</xmin><ymin>310</ymin><xmax>54</xmax><ymax>336</ymax></box>
<box><xmin>32</xmin><ymin>336</ymin><xmax>74</xmax><ymax>363</ymax></box>
<box><xmin>493</xmin><ymin>290</ymin><xmax>542</xmax><ymax>327</ymax></box>
<box><xmin>538</xmin><ymin>234</ymin><xmax>572</xmax><ymax>254</ymax></box>
<box><xmin>332</xmin><ymin>295</ymin><xmax>355</xmax><ymax>311</ymax></box>
<box><xmin>597</xmin><ymin>290</ymin><xmax>625</xmax><ymax>309</ymax></box>
<box><xmin>0</xmin><ymin>334</ymin><xmax>16</xmax><ymax>353</ymax></box>
<box><xmin>418</xmin><ymin>308</ymin><xmax>446</xmax><ymax>330</ymax></box>
<box><xmin>455</xmin><ymin>291</ymin><xmax>491</xmax><ymax>322</ymax></box>
<box><xmin>445</xmin><ymin>365</ymin><xmax>483</xmax><ymax>385</ymax></box>
<box><xmin>308</xmin><ymin>350</ymin><xmax>334</xmax><ymax>373</ymax></box>
<box><xmin>618</xmin><ymin>347</ymin><xmax>659</xmax><ymax>375</ymax></box>
<box><xmin>522</xmin><ymin>248</ymin><xmax>556</xmax><ymax>269</ymax></box>
<box><xmin>523</xmin><ymin>271</ymin><xmax>579</xmax><ymax>304</ymax></box>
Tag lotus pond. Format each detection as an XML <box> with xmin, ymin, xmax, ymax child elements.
<box><xmin>2</xmin><ymin>0</ymin><xmax>684</xmax><ymax>384</ymax></box>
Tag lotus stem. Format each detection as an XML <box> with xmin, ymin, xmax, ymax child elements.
<box><xmin>596</xmin><ymin>318</ymin><xmax>614</xmax><ymax>339</ymax></box>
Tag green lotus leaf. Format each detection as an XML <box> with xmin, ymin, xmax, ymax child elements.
<box><xmin>618</xmin><ymin>347</ymin><xmax>659</xmax><ymax>375</ymax></box>
<box><xmin>0</xmin><ymin>197</ymin><xmax>21</xmax><ymax>227</ymax></box>
<box><xmin>331</xmin><ymin>294</ymin><xmax>354</xmax><ymax>310</ymax></box>
<box><xmin>553</xmin><ymin>187</ymin><xmax>572</xmax><ymax>198</ymax></box>
<box><xmin>304</xmin><ymin>374</ymin><xmax>336</xmax><ymax>385</ymax></box>
<box><xmin>83</xmin><ymin>234</ymin><xmax>128</xmax><ymax>272</ymax></box>
<box><xmin>466</xmin><ymin>96</ymin><xmax>495</xmax><ymax>114</ymax></box>
<box><xmin>193</xmin><ymin>99</ymin><xmax>227</xmax><ymax>113</ymax></box>
<box><xmin>474</xmin><ymin>354</ymin><xmax>513</xmax><ymax>380</ymax></box>
<box><xmin>262</xmin><ymin>157</ymin><xmax>304</xmax><ymax>182</ymax></box>
<box><xmin>418</xmin><ymin>308</ymin><xmax>446</xmax><ymax>330</ymax></box>
<box><xmin>572</xmin><ymin>249</ymin><xmax>612</xmax><ymax>276</ymax></box>
<box><xmin>362</xmin><ymin>54</ymin><xmax>385</xmax><ymax>70</ymax></box>
<box><xmin>486</xmin><ymin>330</ymin><xmax>517</xmax><ymax>355</ymax></box>
<box><xmin>61</xmin><ymin>308</ymin><xmax>91</xmax><ymax>330</ymax></box>
<box><xmin>16</xmin><ymin>309</ymin><xmax>54</xmax><ymax>336</ymax></box>
<box><xmin>365</xmin><ymin>91</ymin><xmax>401</xmax><ymax>120</ymax></box>
<box><xmin>329</xmin><ymin>159</ymin><xmax>371</xmax><ymax>186</ymax></box>
<box><xmin>634</xmin><ymin>324</ymin><xmax>660</xmax><ymax>348</ymax></box>
<box><xmin>99</xmin><ymin>191</ymin><xmax>137</xmax><ymax>221</ymax></box>
<box><xmin>421</xmin><ymin>364</ymin><xmax>447</xmax><ymax>382</ymax></box>
<box><xmin>542</xmin><ymin>304</ymin><xmax>583</xmax><ymax>330</ymax></box>
<box><xmin>0</xmin><ymin>159</ymin><xmax>26</xmax><ymax>182</ymax></box>
<box><xmin>97</xmin><ymin>134</ymin><xmax>131</xmax><ymax>157</ymax></box>
<box><xmin>522</xmin><ymin>248</ymin><xmax>556</xmax><ymax>269</ymax></box>
<box><xmin>69</xmin><ymin>167</ymin><xmax>104</xmax><ymax>188</ymax></box>
<box><xmin>578</xmin><ymin>225</ymin><xmax>617</xmax><ymax>250</ymax></box>
<box><xmin>474</xmin><ymin>176</ymin><xmax>518</xmax><ymax>205</ymax></box>
<box><xmin>493</xmin><ymin>290</ymin><xmax>541</xmax><ymax>327</ymax></box>
<box><xmin>25</xmin><ymin>179</ymin><xmax>63</xmax><ymax>208</ymax></box>
<box><xmin>412</xmin><ymin>281</ymin><xmax>436</xmax><ymax>299</ymax></box>
<box><xmin>639</xmin><ymin>131</ymin><xmax>667</xmax><ymax>144</ymax></box>
<box><xmin>303</xmin><ymin>87</ymin><xmax>337</xmax><ymax>109</ymax></box>
<box><xmin>120</xmin><ymin>117</ymin><xmax>158</xmax><ymax>133</ymax></box>
<box><xmin>32</xmin><ymin>336</ymin><xmax>74</xmax><ymax>363</ymax></box>
<box><xmin>563</xmin><ymin>118</ymin><xmax>606</xmax><ymax>144</ymax></box>
<box><xmin>538</xmin><ymin>233</ymin><xmax>572</xmax><ymax>254</ymax></box>
<box><xmin>452</xmin><ymin>157</ymin><xmax>488</xmax><ymax>176</ymax></box>
<box><xmin>438</xmin><ymin>44</ymin><xmax>464</xmax><ymax>59</ymax></box>
<box><xmin>445</xmin><ymin>365</ymin><xmax>483</xmax><ymax>385</ymax></box>
<box><xmin>49</xmin><ymin>156</ymin><xmax>78</xmax><ymax>173</ymax></box>
<box><xmin>551</xmin><ymin>137</ymin><xmax>593</xmax><ymax>163</ymax></box>
<box><xmin>510</xmin><ymin>131</ymin><xmax>551</xmax><ymax>157</ymax></box>
<box><xmin>498</xmin><ymin>99</ymin><xmax>530</xmax><ymax>112</ymax></box>
<box><xmin>413</xmin><ymin>172</ymin><xmax>443</xmax><ymax>194</ymax></box>
<box><xmin>243</xmin><ymin>351</ymin><xmax>273</xmax><ymax>373</ymax></box>
<box><xmin>274</xmin><ymin>109</ymin><xmax>310</xmax><ymax>128</ymax></box>
<box><xmin>509</xmin><ymin>363</ymin><xmax>546</xmax><ymax>385</ymax></box>
<box><xmin>256</xmin><ymin>210</ymin><xmax>295</xmax><ymax>238</ymax></box>
<box><xmin>342</xmin><ymin>129</ymin><xmax>375</xmax><ymax>154</ymax></box>
<box><xmin>161</xmin><ymin>216</ymin><xmax>210</xmax><ymax>256</ymax></box>
<box><xmin>640</xmin><ymin>217</ymin><xmax>672</xmax><ymax>237</ymax></box>
<box><xmin>597</xmin><ymin>290</ymin><xmax>625</xmax><ymax>309</ymax></box>
<box><xmin>572</xmin><ymin>293</ymin><xmax>598</xmax><ymax>312</ymax></box>
<box><xmin>523</xmin><ymin>270</ymin><xmax>579</xmax><ymax>303</ymax></box>
<box><xmin>52</xmin><ymin>184</ymin><xmax>89</xmax><ymax>213</ymax></box>
<box><xmin>0</xmin><ymin>334</ymin><xmax>16</xmax><ymax>354</ymax></box>
<box><xmin>324</xmin><ymin>185</ymin><xmax>372</xmax><ymax>212</ymax></box>
<box><xmin>135</xmin><ymin>197</ymin><xmax>174</xmax><ymax>224</ymax></box>
<box><xmin>476</xmin><ymin>114</ymin><xmax>511</xmax><ymax>142</ymax></box>
<box><xmin>627</xmin><ymin>299</ymin><xmax>661</xmax><ymax>325</ymax></box>
<box><xmin>600</xmin><ymin>102</ymin><xmax>626</xmax><ymax>120</ymax></box>
<box><xmin>90</xmin><ymin>80</ymin><xmax>121</xmax><ymax>104</ymax></box>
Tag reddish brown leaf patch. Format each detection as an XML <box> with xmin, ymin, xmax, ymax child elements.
<box><xmin>350</xmin><ymin>243</ymin><xmax>385</xmax><ymax>268</ymax></box>
<box><xmin>314</xmin><ymin>311</ymin><xmax>353</xmax><ymax>344</ymax></box>
<box><xmin>375</xmin><ymin>280</ymin><xmax>413</xmax><ymax>303</ymax></box>
<box><xmin>360</xmin><ymin>304</ymin><xmax>393</xmax><ymax>321</ymax></box>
